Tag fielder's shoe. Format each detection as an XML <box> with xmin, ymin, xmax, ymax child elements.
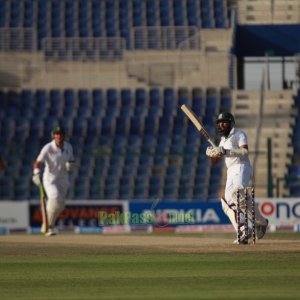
<box><xmin>256</xmin><ymin>219</ymin><xmax>268</xmax><ymax>240</ymax></box>
<box><xmin>45</xmin><ymin>227</ymin><xmax>56</xmax><ymax>237</ymax></box>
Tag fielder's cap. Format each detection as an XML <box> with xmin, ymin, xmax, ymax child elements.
<box><xmin>52</xmin><ymin>125</ymin><xmax>65</xmax><ymax>135</ymax></box>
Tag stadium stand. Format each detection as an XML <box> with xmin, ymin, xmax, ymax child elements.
<box><xmin>0</xmin><ymin>0</ymin><xmax>300</xmax><ymax>201</ymax></box>
<box><xmin>0</xmin><ymin>87</ymin><xmax>228</xmax><ymax>200</ymax></box>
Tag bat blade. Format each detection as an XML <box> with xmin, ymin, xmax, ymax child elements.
<box><xmin>39</xmin><ymin>183</ymin><xmax>49</xmax><ymax>234</ymax></box>
<box><xmin>181</xmin><ymin>104</ymin><xmax>216</xmax><ymax>147</ymax></box>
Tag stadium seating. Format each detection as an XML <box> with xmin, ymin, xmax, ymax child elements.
<box><xmin>286</xmin><ymin>89</ymin><xmax>300</xmax><ymax>196</ymax></box>
<box><xmin>0</xmin><ymin>0</ymin><xmax>232</xmax><ymax>52</ymax></box>
<box><xmin>0</xmin><ymin>87</ymin><xmax>229</xmax><ymax>201</ymax></box>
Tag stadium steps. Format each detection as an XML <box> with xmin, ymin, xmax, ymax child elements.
<box><xmin>231</xmin><ymin>89</ymin><xmax>295</xmax><ymax>197</ymax></box>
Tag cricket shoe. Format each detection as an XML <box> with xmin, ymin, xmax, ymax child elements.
<box><xmin>233</xmin><ymin>228</ymin><xmax>252</xmax><ymax>245</ymax></box>
<box><xmin>233</xmin><ymin>235</ymin><xmax>249</xmax><ymax>245</ymax></box>
<box><xmin>256</xmin><ymin>219</ymin><xmax>268</xmax><ymax>240</ymax></box>
<box><xmin>45</xmin><ymin>228</ymin><xmax>56</xmax><ymax>237</ymax></box>
<box><xmin>40</xmin><ymin>223</ymin><xmax>47</xmax><ymax>234</ymax></box>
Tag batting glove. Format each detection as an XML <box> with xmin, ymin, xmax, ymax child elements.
<box><xmin>32</xmin><ymin>168</ymin><xmax>41</xmax><ymax>186</ymax></box>
<box><xmin>206</xmin><ymin>146</ymin><xmax>214</xmax><ymax>157</ymax></box>
<box><xmin>65</xmin><ymin>161</ymin><xmax>75</xmax><ymax>172</ymax></box>
<box><xmin>207</xmin><ymin>146</ymin><xmax>225</xmax><ymax>157</ymax></box>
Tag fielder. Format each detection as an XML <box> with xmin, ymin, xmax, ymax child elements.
<box><xmin>206</xmin><ymin>112</ymin><xmax>268</xmax><ymax>244</ymax></box>
<box><xmin>32</xmin><ymin>126</ymin><xmax>75</xmax><ymax>236</ymax></box>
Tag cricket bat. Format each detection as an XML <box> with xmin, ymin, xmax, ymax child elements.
<box><xmin>39</xmin><ymin>182</ymin><xmax>49</xmax><ymax>234</ymax></box>
<box><xmin>181</xmin><ymin>104</ymin><xmax>216</xmax><ymax>147</ymax></box>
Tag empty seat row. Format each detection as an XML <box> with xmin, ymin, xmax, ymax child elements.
<box><xmin>0</xmin><ymin>87</ymin><xmax>228</xmax><ymax>201</ymax></box>
<box><xmin>0</xmin><ymin>0</ymin><xmax>231</xmax><ymax>50</ymax></box>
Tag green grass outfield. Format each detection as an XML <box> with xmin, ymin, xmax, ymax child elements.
<box><xmin>0</xmin><ymin>232</ymin><xmax>299</xmax><ymax>300</ymax></box>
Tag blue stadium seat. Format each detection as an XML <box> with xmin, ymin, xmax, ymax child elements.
<box><xmin>173</xmin><ymin>0</ymin><xmax>185</xmax><ymax>26</ymax></box>
<box><xmin>178</xmin><ymin>87</ymin><xmax>190</xmax><ymax>107</ymax></box>
<box><xmin>220</xmin><ymin>87</ymin><xmax>232</xmax><ymax>111</ymax></box>
<box><xmin>141</xmin><ymin>135</ymin><xmax>156</xmax><ymax>153</ymax></box>
<box><xmin>158</xmin><ymin>116</ymin><xmax>172</xmax><ymax>135</ymax></box>
<box><xmin>0</xmin><ymin>177</ymin><xmax>14</xmax><ymax>199</ymax></box>
<box><xmin>118</xmin><ymin>176</ymin><xmax>132</xmax><ymax>199</ymax></box>
<box><xmin>106</xmin><ymin>88</ymin><xmax>119</xmax><ymax>117</ymax></box>
<box><xmin>172</xmin><ymin>115</ymin><xmax>185</xmax><ymax>136</ymax></box>
<box><xmin>178</xmin><ymin>182</ymin><xmax>193</xmax><ymax>199</ymax></box>
<box><xmin>163</xmin><ymin>184</ymin><xmax>178</xmax><ymax>199</ymax></box>
<box><xmin>78</xmin><ymin>89</ymin><xmax>91</xmax><ymax>118</ymax></box>
<box><xmin>214</xmin><ymin>0</ymin><xmax>227</xmax><ymax>28</ymax></box>
<box><xmin>91</xmin><ymin>0</ymin><xmax>102</xmax><ymax>37</ymax></box>
<box><xmin>20</xmin><ymin>89</ymin><xmax>34</xmax><ymax>117</ymax></box>
<box><xmin>0</xmin><ymin>0</ymin><xmax>7</xmax><ymax>27</ymax></box>
<box><xmin>120</xmin><ymin>88</ymin><xmax>133</xmax><ymax>117</ymax></box>
<box><xmin>133</xmin><ymin>175</ymin><xmax>148</xmax><ymax>198</ymax></box>
<box><xmin>124</xmin><ymin>150</ymin><xmax>138</xmax><ymax>165</ymax></box>
<box><xmin>63</xmin><ymin>89</ymin><xmax>76</xmax><ymax>118</ymax></box>
<box><xmin>187</xmin><ymin>0</ymin><xmax>198</xmax><ymax>26</ymax></box>
<box><xmin>134</xmin><ymin>88</ymin><xmax>147</xmax><ymax>116</ymax></box>
<box><xmin>23</xmin><ymin>0</ymin><xmax>34</xmax><ymax>27</ymax></box>
<box><xmin>105</xmin><ymin>0</ymin><xmax>117</xmax><ymax>37</ymax></box>
<box><xmin>51</xmin><ymin>0</ymin><xmax>62</xmax><ymax>37</ymax></box>
<box><xmin>205</xmin><ymin>88</ymin><xmax>219</xmax><ymax>117</ymax></box>
<box><xmin>148</xmin><ymin>96</ymin><xmax>161</xmax><ymax>118</ymax></box>
<box><xmin>201</xmin><ymin>0</ymin><xmax>213</xmax><ymax>28</ymax></box>
<box><xmin>74</xmin><ymin>178</ymin><xmax>89</xmax><ymax>199</ymax></box>
<box><xmin>78</xmin><ymin>0</ymin><xmax>89</xmax><ymax>37</ymax></box>
<box><xmin>73</xmin><ymin>117</ymin><xmax>87</xmax><ymax>136</ymax></box>
<box><xmin>89</xmin><ymin>177</ymin><xmax>101</xmax><ymax>199</ymax></box>
<box><xmin>49</xmin><ymin>89</ymin><xmax>62</xmax><ymax>117</ymax></box>
<box><xmin>192</xmin><ymin>88</ymin><xmax>204</xmax><ymax>116</ymax></box>
<box><xmin>126</xmin><ymin>134</ymin><xmax>141</xmax><ymax>153</ymax></box>
<box><xmin>43</xmin><ymin>116</ymin><xmax>57</xmax><ymax>137</ymax></box>
<box><xmin>92</xmin><ymin>89</ymin><xmax>104</xmax><ymax>118</ymax></box>
<box><xmin>159</xmin><ymin>0</ymin><xmax>170</xmax><ymax>26</ymax></box>
<box><xmin>132</xmin><ymin>0</ymin><xmax>144</xmax><ymax>26</ymax></box>
<box><xmin>129</xmin><ymin>116</ymin><xmax>143</xmax><ymax>135</ymax></box>
<box><xmin>104</xmin><ymin>177</ymin><xmax>119</xmax><ymax>199</ymax></box>
<box><xmin>163</xmin><ymin>88</ymin><xmax>176</xmax><ymax>111</ymax></box>
<box><xmin>64</xmin><ymin>0</ymin><xmax>76</xmax><ymax>37</ymax></box>
<box><xmin>86</xmin><ymin>117</ymin><xmax>100</xmax><ymax>137</ymax></box>
<box><xmin>101</xmin><ymin>115</ymin><xmax>115</xmax><ymax>136</ymax></box>
<box><xmin>146</xmin><ymin>0</ymin><xmax>157</xmax><ymax>26</ymax></box>
<box><xmin>148</xmin><ymin>175</ymin><xmax>162</xmax><ymax>198</ymax></box>
<box><xmin>144</xmin><ymin>115</ymin><xmax>158</xmax><ymax>135</ymax></box>
<box><xmin>115</xmin><ymin>116</ymin><xmax>129</xmax><ymax>136</ymax></box>
<box><xmin>9</xmin><ymin>0</ymin><xmax>21</xmax><ymax>28</ymax></box>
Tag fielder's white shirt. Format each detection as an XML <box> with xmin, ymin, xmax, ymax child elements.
<box><xmin>219</xmin><ymin>127</ymin><xmax>251</xmax><ymax>169</ymax></box>
<box><xmin>36</xmin><ymin>140</ymin><xmax>74</xmax><ymax>180</ymax></box>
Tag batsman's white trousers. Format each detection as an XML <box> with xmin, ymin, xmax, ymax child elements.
<box><xmin>43</xmin><ymin>177</ymin><xmax>69</xmax><ymax>227</ymax></box>
<box><xmin>225</xmin><ymin>164</ymin><xmax>253</xmax><ymax>206</ymax></box>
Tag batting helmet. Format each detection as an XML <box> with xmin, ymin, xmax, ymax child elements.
<box><xmin>216</xmin><ymin>112</ymin><xmax>235</xmax><ymax>137</ymax></box>
<box><xmin>216</xmin><ymin>112</ymin><xmax>235</xmax><ymax>124</ymax></box>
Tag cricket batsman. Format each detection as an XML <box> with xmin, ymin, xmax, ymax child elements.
<box><xmin>206</xmin><ymin>112</ymin><xmax>268</xmax><ymax>244</ymax></box>
<box><xmin>32</xmin><ymin>125</ymin><xmax>75</xmax><ymax>236</ymax></box>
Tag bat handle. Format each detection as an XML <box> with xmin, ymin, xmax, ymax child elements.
<box><xmin>208</xmin><ymin>140</ymin><xmax>216</xmax><ymax>147</ymax></box>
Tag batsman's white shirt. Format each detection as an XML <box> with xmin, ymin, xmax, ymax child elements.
<box><xmin>37</xmin><ymin>140</ymin><xmax>74</xmax><ymax>201</ymax></box>
<box><xmin>219</xmin><ymin>127</ymin><xmax>253</xmax><ymax>205</ymax></box>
